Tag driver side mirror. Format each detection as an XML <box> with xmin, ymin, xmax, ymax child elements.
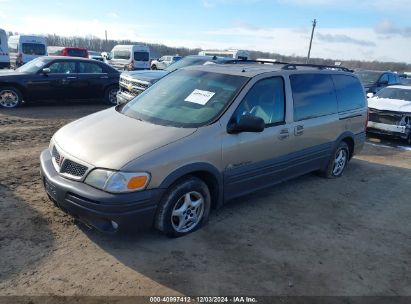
<box><xmin>227</xmin><ymin>115</ymin><xmax>265</xmax><ymax>134</ymax></box>
<box><xmin>42</xmin><ymin>68</ymin><xmax>51</xmax><ymax>74</ymax></box>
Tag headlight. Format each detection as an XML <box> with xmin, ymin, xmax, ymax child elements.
<box><xmin>85</xmin><ymin>169</ymin><xmax>150</xmax><ymax>193</ymax></box>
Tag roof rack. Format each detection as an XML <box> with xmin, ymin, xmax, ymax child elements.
<box><xmin>281</xmin><ymin>63</ymin><xmax>353</xmax><ymax>72</ymax></box>
<box><xmin>225</xmin><ymin>59</ymin><xmax>290</xmax><ymax>65</ymax></box>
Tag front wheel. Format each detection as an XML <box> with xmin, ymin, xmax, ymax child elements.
<box><xmin>155</xmin><ymin>176</ymin><xmax>211</xmax><ymax>237</ymax></box>
<box><xmin>319</xmin><ymin>141</ymin><xmax>350</xmax><ymax>178</ymax></box>
<box><xmin>0</xmin><ymin>87</ymin><xmax>23</xmax><ymax>108</ymax></box>
<box><xmin>104</xmin><ymin>86</ymin><xmax>119</xmax><ymax>105</ymax></box>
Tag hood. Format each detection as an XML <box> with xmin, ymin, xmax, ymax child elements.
<box><xmin>368</xmin><ymin>97</ymin><xmax>411</xmax><ymax>113</ymax></box>
<box><xmin>0</xmin><ymin>69</ymin><xmax>27</xmax><ymax>76</ymax></box>
<box><xmin>123</xmin><ymin>70</ymin><xmax>168</xmax><ymax>83</ymax></box>
<box><xmin>53</xmin><ymin>107</ymin><xmax>197</xmax><ymax>170</ymax></box>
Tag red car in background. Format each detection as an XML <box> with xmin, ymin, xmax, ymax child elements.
<box><xmin>47</xmin><ymin>46</ymin><xmax>88</xmax><ymax>58</ymax></box>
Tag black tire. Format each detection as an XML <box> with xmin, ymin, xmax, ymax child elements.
<box><xmin>151</xmin><ymin>65</ymin><xmax>157</xmax><ymax>70</ymax></box>
<box><xmin>103</xmin><ymin>85</ymin><xmax>119</xmax><ymax>105</ymax></box>
<box><xmin>155</xmin><ymin>176</ymin><xmax>211</xmax><ymax>238</ymax></box>
<box><xmin>318</xmin><ymin>141</ymin><xmax>350</xmax><ymax>178</ymax></box>
<box><xmin>0</xmin><ymin>86</ymin><xmax>23</xmax><ymax>108</ymax></box>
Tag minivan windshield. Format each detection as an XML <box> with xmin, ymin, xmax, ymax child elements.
<box><xmin>375</xmin><ymin>87</ymin><xmax>411</xmax><ymax>102</ymax></box>
<box><xmin>120</xmin><ymin>69</ymin><xmax>248</xmax><ymax>127</ymax></box>
<box><xmin>355</xmin><ymin>71</ymin><xmax>381</xmax><ymax>84</ymax></box>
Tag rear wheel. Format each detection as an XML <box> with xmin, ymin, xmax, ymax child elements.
<box><xmin>319</xmin><ymin>141</ymin><xmax>350</xmax><ymax>178</ymax></box>
<box><xmin>0</xmin><ymin>87</ymin><xmax>23</xmax><ymax>108</ymax></box>
<box><xmin>155</xmin><ymin>176</ymin><xmax>211</xmax><ymax>237</ymax></box>
<box><xmin>104</xmin><ymin>86</ymin><xmax>118</xmax><ymax>105</ymax></box>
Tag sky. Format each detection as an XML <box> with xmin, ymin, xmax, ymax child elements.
<box><xmin>1</xmin><ymin>0</ymin><xmax>411</xmax><ymax>63</ymax></box>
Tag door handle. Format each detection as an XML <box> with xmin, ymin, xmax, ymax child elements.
<box><xmin>99</xmin><ymin>76</ymin><xmax>109</xmax><ymax>79</ymax></box>
<box><xmin>278</xmin><ymin>128</ymin><xmax>289</xmax><ymax>140</ymax></box>
<box><xmin>294</xmin><ymin>125</ymin><xmax>304</xmax><ymax>136</ymax></box>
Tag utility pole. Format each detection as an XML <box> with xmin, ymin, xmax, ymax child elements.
<box><xmin>306</xmin><ymin>19</ymin><xmax>317</xmax><ymax>64</ymax></box>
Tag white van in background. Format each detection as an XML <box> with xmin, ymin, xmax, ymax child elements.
<box><xmin>8</xmin><ymin>35</ymin><xmax>47</xmax><ymax>67</ymax></box>
<box><xmin>108</xmin><ymin>45</ymin><xmax>150</xmax><ymax>70</ymax></box>
<box><xmin>198</xmin><ymin>49</ymin><xmax>250</xmax><ymax>60</ymax></box>
<box><xmin>0</xmin><ymin>29</ymin><xmax>10</xmax><ymax>69</ymax></box>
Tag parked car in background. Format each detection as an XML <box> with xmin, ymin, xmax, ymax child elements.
<box><xmin>0</xmin><ymin>29</ymin><xmax>10</xmax><ymax>69</ymax></box>
<box><xmin>151</xmin><ymin>55</ymin><xmax>182</xmax><ymax>70</ymax></box>
<box><xmin>108</xmin><ymin>45</ymin><xmax>150</xmax><ymax>71</ymax></box>
<box><xmin>0</xmin><ymin>56</ymin><xmax>120</xmax><ymax>108</ymax></box>
<box><xmin>48</xmin><ymin>46</ymin><xmax>88</xmax><ymax>58</ymax></box>
<box><xmin>400</xmin><ymin>77</ymin><xmax>411</xmax><ymax>86</ymax></box>
<box><xmin>117</xmin><ymin>55</ymin><xmax>233</xmax><ymax>104</ymax></box>
<box><xmin>198</xmin><ymin>49</ymin><xmax>250</xmax><ymax>60</ymax></box>
<box><xmin>367</xmin><ymin>85</ymin><xmax>411</xmax><ymax>144</ymax></box>
<box><xmin>40</xmin><ymin>63</ymin><xmax>366</xmax><ymax>236</ymax></box>
<box><xmin>8</xmin><ymin>35</ymin><xmax>47</xmax><ymax>68</ymax></box>
<box><xmin>355</xmin><ymin>70</ymin><xmax>400</xmax><ymax>94</ymax></box>
<box><xmin>88</xmin><ymin>51</ymin><xmax>104</xmax><ymax>62</ymax></box>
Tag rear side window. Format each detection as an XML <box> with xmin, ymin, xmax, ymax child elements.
<box><xmin>332</xmin><ymin>75</ymin><xmax>365</xmax><ymax>112</ymax></box>
<box><xmin>134</xmin><ymin>52</ymin><xmax>149</xmax><ymax>61</ymax></box>
<box><xmin>67</xmin><ymin>49</ymin><xmax>88</xmax><ymax>57</ymax></box>
<box><xmin>22</xmin><ymin>43</ymin><xmax>46</xmax><ymax>55</ymax></box>
<box><xmin>79</xmin><ymin>62</ymin><xmax>103</xmax><ymax>73</ymax></box>
<box><xmin>113</xmin><ymin>50</ymin><xmax>130</xmax><ymax>60</ymax></box>
<box><xmin>290</xmin><ymin>74</ymin><xmax>337</xmax><ymax>121</ymax></box>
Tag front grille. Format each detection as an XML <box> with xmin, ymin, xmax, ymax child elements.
<box><xmin>60</xmin><ymin>159</ymin><xmax>88</xmax><ymax>177</ymax></box>
<box><xmin>368</xmin><ymin>109</ymin><xmax>402</xmax><ymax>125</ymax></box>
<box><xmin>52</xmin><ymin>145</ymin><xmax>61</xmax><ymax>166</ymax></box>
<box><xmin>51</xmin><ymin>145</ymin><xmax>88</xmax><ymax>179</ymax></box>
<box><xmin>119</xmin><ymin>76</ymin><xmax>150</xmax><ymax>95</ymax></box>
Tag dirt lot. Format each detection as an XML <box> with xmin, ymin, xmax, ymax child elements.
<box><xmin>0</xmin><ymin>103</ymin><xmax>410</xmax><ymax>297</ymax></box>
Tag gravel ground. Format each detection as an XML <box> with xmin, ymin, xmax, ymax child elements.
<box><xmin>0</xmin><ymin>103</ymin><xmax>410</xmax><ymax>297</ymax></box>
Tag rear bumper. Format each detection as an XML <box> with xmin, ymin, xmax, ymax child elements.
<box><xmin>40</xmin><ymin>150</ymin><xmax>164</xmax><ymax>232</ymax></box>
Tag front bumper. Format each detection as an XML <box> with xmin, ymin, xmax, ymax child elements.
<box><xmin>40</xmin><ymin>150</ymin><xmax>164</xmax><ymax>232</ymax></box>
<box><xmin>367</xmin><ymin>121</ymin><xmax>410</xmax><ymax>139</ymax></box>
<box><xmin>116</xmin><ymin>91</ymin><xmax>136</xmax><ymax>105</ymax></box>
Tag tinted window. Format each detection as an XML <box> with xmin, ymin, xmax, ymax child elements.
<box><xmin>134</xmin><ymin>51</ymin><xmax>149</xmax><ymax>61</ymax></box>
<box><xmin>379</xmin><ymin>73</ymin><xmax>389</xmax><ymax>83</ymax></box>
<box><xmin>113</xmin><ymin>50</ymin><xmax>130</xmax><ymax>60</ymax></box>
<box><xmin>290</xmin><ymin>74</ymin><xmax>337</xmax><ymax>121</ymax></box>
<box><xmin>67</xmin><ymin>49</ymin><xmax>88</xmax><ymax>57</ymax></box>
<box><xmin>233</xmin><ymin>77</ymin><xmax>285</xmax><ymax>125</ymax></box>
<box><xmin>332</xmin><ymin>75</ymin><xmax>365</xmax><ymax>112</ymax></box>
<box><xmin>79</xmin><ymin>62</ymin><xmax>103</xmax><ymax>73</ymax></box>
<box><xmin>388</xmin><ymin>73</ymin><xmax>398</xmax><ymax>84</ymax></box>
<box><xmin>22</xmin><ymin>43</ymin><xmax>46</xmax><ymax>55</ymax></box>
<box><xmin>47</xmin><ymin>61</ymin><xmax>76</xmax><ymax>74</ymax></box>
<box><xmin>355</xmin><ymin>71</ymin><xmax>381</xmax><ymax>84</ymax></box>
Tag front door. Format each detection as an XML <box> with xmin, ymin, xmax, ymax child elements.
<box><xmin>26</xmin><ymin>60</ymin><xmax>77</xmax><ymax>101</ymax></box>
<box><xmin>222</xmin><ymin>76</ymin><xmax>292</xmax><ymax>200</ymax></box>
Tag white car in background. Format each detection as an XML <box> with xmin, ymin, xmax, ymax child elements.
<box><xmin>151</xmin><ymin>55</ymin><xmax>182</xmax><ymax>70</ymax></box>
<box><xmin>367</xmin><ymin>85</ymin><xmax>411</xmax><ymax>144</ymax></box>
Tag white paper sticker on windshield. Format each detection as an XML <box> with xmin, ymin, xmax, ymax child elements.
<box><xmin>185</xmin><ymin>89</ymin><xmax>215</xmax><ymax>105</ymax></box>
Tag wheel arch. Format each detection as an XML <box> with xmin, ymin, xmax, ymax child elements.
<box><xmin>335</xmin><ymin>131</ymin><xmax>355</xmax><ymax>159</ymax></box>
<box><xmin>0</xmin><ymin>82</ymin><xmax>27</xmax><ymax>101</ymax></box>
<box><xmin>159</xmin><ymin>163</ymin><xmax>224</xmax><ymax>209</ymax></box>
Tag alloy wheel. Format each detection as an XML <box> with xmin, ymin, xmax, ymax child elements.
<box><xmin>171</xmin><ymin>191</ymin><xmax>205</xmax><ymax>233</ymax></box>
<box><xmin>0</xmin><ymin>90</ymin><xmax>19</xmax><ymax>108</ymax></box>
<box><xmin>332</xmin><ymin>149</ymin><xmax>347</xmax><ymax>176</ymax></box>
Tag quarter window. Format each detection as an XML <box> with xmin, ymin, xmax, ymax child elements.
<box><xmin>79</xmin><ymin>62</ymin><xmax>103</xmax><ymax>73</ymax></box>
<box><xmin>290</xmin><ymin>74</ymin><xmax>337</xmax><ymax>121</ymax></box>
<box><xmin>233</xmin><ymin>77</ymin><xmax>285</xmax><ymax>126</ymax></box>
<box><xmin>332</xmin><ymin>75</ymin><xmax>365</xmax><ymax>112</ymax></box>
<box><xmin>47</xmin><ymin>61</ymin><xmax>76</xmax><ymax>74</ymax></box>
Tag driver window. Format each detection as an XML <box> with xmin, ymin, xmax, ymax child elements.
<box><xmin>379</xmin><ymin>74</ymin><xmax>389</xmax><ymax>83</ymax></box>
<box><xmin>47</xmin><ymin>61</ymin><xmax>76</xmax><ymax>74</ymax></box>
<box><xmin>233</xmin><ymin>77</ymin><xmax>285</xmax><ymax>126</ymax></box>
